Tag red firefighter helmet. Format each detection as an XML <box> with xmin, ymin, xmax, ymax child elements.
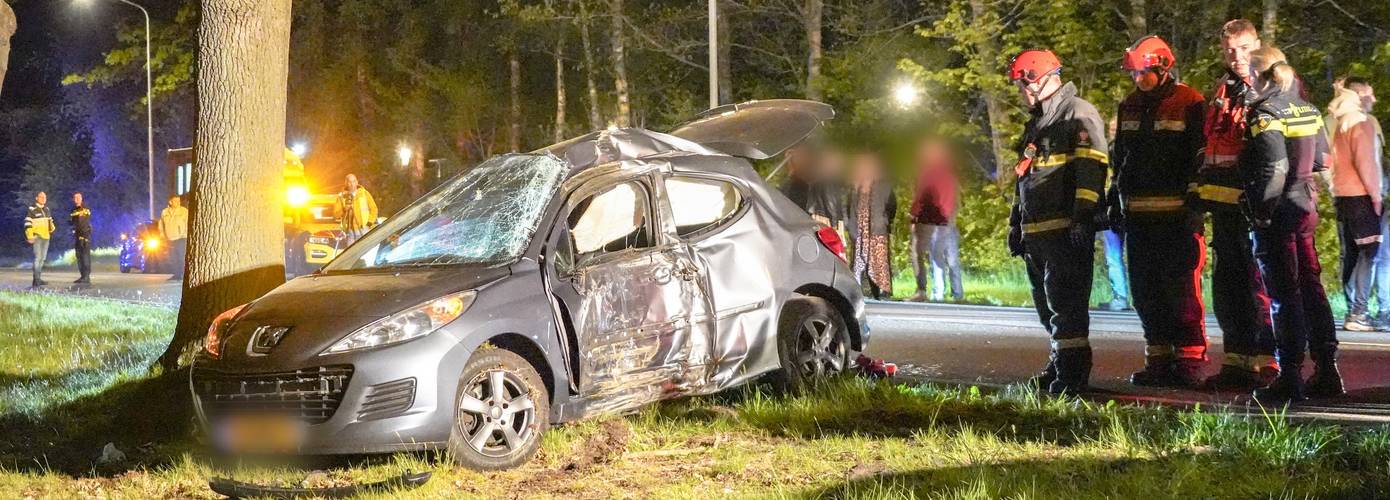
<box><xmin>1009</xmin><ymin>49</ymin><xmax>1062</xmax><ymax>84</ymax></box>
<box><xmin>1123</xmin><ymin>35</ymin><xmax>1175</xmax><ymax>72</ymax></box>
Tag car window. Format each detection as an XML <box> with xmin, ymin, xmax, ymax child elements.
<box><xmin>569</xmin><ymin>181</ymin><xmax>653</xmax><ymax>262</ymax></box>
<box><xmin>665</xmin><ymin>176</ymin><xmax>741</xmax><ymax>237</ymax></box>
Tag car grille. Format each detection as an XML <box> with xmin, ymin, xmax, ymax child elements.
<box><xmin>357</xmin><ymin>378</ymin><xmax>417</xmax><ymax>421</ymax></box>
<box><xmin>193</xmin><ymin>365</ymin><xmax>353</xmax><ymax>425</ymax></box>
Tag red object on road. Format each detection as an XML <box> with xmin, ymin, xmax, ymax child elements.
<box><xmin>855</xmin><ymin>354</ymin><xmax>897</xmax><ymax>379</ymax></box>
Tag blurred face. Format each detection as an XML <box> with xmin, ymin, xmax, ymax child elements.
<box><xmin>169</xmin><ymin>196</ymin><xmax>181</xmax><ymax>208</ymax></box>
<box><xmin>35</xmin><ymin>192</ymin><xmax>46</xmax><ymax>205</ymax></box>
<box><xmin>1349</xmin><ymin>84</ymin><xmax>1377</xmax><ymax>113</ymax></box>
<box><xmin>345</xmin><ymin>174</ymin><xmax>360</xmax><ymax>192</ymax></box>
<box><xmin>853</xmin><ymin>154</ymin><xmax>881</xmax><ymax>184</ymax></box>
<box><xmin>1221</xmin><ymin>32</ymin><xmax>1260</xmax><ymax>79</ymax></box>
<box><xmin>1015</xmin><ymin>74</ymin><xmax>1060</xmax><ymax>107</ymax></box>
<box><xmin>1131</xmin><ymin>69</ymin><xmax>1164</xmax><ymax>92</ymax></box>
<box><xmin>72</xmin><ymin>193</ymin><xmax>83</xmax><ymax>206</ymax></box>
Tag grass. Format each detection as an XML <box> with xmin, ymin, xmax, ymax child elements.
<box><xmin>2</xmin><ymin>292</ymin><xmax>1389</xmax><ymax>498</ymax></box>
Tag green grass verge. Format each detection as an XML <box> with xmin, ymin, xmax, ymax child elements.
<box><xmin>2</xmin><ymin>292</ymin><xmax>1388</xmax><ymax>498</ymax></box>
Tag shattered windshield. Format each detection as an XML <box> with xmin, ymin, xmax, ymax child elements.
<box><xmin>324</xmin><ymin>154</ymin><xmax>568</xmax><ymax>271</ymax></box>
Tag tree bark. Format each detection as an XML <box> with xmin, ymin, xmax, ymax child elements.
<box><xmin>162</xmin><ymin>0</ymin><xmax>292</xmax><ymax>371</ymax></box>
<box><xmin>804</xmin><ymin>0</ymin><xmax>823</xmax><ymax>101</ymax></box>
<box><xmin>509</xmin><ymin>49</ymin><xmax>522</xmax><ymax>151</ymax></box>
<box><xmin>716</xmin><ymin>0</ymin><xmax>732</xmax><ymax>105</ymax></box>
<box><xmin>968</xmin><ymin>0</ymin><xmax>1014</xmax><ymax>189</ymax></box>
<box><xmin>554</xmin><ymin>38</ymin><xmax>568</xmax><ymax>142</ymax></box>
<box><xmin>1127</xmin><ymin>0</ymin><xmax>1147</xmax><ymax>39</ymax></box>
<box><xmin>0</xmin><ymin>0</ymin><xmax>15</xmax><ymax>98</ymax></box>
<box><xmin>609</xmin><ymin>0</ymin><xmax>631</xmax><ymax>127</ymax></box>
<box><xmin>579</xmin><ymin>0</ymin><xmax>603</xmax><ymax>129</ymax></box>
<box><xmin>1262</xmin><ymin>0</ymin><xmax>1278</xmax><ymax>44</ymax></box>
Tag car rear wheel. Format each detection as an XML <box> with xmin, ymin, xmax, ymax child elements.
<box><xmin>774</xmin><ymin>295</ymin><xmax>850</xmax><ymax>392</ymax></box>
<box><xmin>447</xmin><ymin>348</ymin><xmax>549</xmax><ymax>471</ymax></box>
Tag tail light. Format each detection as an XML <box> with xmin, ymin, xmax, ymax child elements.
<box><xmin>816</xmin><ymin>226</ymin><xmax>846</xmax><ymax>262</ymax></box>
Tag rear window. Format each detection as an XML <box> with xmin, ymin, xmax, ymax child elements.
<box><xmin>664</xmin><ymin>176</ymin><xmax>742</xmax><ymax>237</ymax></box>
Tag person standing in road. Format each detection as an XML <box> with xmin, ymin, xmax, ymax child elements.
<box><xmin>70</xmin><ymin>192</ymin><xmax>92</xmax><ymax>285</ymax></box>
<box><xmin>1241</xmin><ymin>48</ymin><xmax>1341</xmax><ymax>404</ymax></box>
<box><xmin>23</xmin><ymin>191</ymin><xmax>55</xmax><ymax>288</ymax></box>
<box><xmin>908</xmin><ymin>138</ymin><xmax>964</xmax><ymax>302</ymax></box>
<box><xmin>1195</xmin><ymin>19</ymin><xmax>1279</xmax><ymax>390</ymax></box>
<box><xmin>336</xmin><ymin>174</ymin><xmax>378</xmax><ymax>243</ymax></box>
<box><xmin>1327</xmin><ymin>85</ymin><xmax>1383</xmax><ymax>332</ymax></box>
<box><xmin>1110</xmin><ymin>36</ymin><xmax>1210</xmax><ymax>389</ymax></box>
<box><xmin>1006</xmin><ymin>49</ymin><xmax>1108</xmax><ymax>395</ymax></box>
<box><xmin>847</xmin><ymin>152</ymin><xmax>897</xmax><ymax>300</ymax></box>
<box><xmin>159</xmin><ymin>195</ymin><xmax>189</xmax><ymax>281</ymax></box>
<box><xmin>1342</xmin><ymin>78</ymin><xmax>1390</xmax><ymax>329</ymax></box>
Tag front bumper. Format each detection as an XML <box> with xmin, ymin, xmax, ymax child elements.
<box><xmin>189</xmin><ymin>331</ymin><xmax>473</xmax><ymax>455</ymax></box>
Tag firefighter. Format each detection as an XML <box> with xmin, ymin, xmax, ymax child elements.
<box><xmin>1241</xmin><ymin>47</ymin><xmax>1341</xmax><ymax>403</ymax></box>
<box><xmin>70</xmin><ymin>192</ymin><xmax>92</xmax><ymax>284</ymax></box>
<box><xmin>1111</xmin><ymin>36</ymin><xmax>1210</xmax><ymax>388</ymax></box>
<box><xmin>1196</xmin><ymin>19</ymin><xmax>1279</xmax><ymax>390</ymax></box>
<box><xmin>1006</xmin><ymin>49</ymin><xmax>1108</xmax><ymax>394</ymax></box>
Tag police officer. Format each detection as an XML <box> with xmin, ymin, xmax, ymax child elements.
<box><xmin>1241</xmin><ymin>47</ymin><xmax>1341</xmax><ymax>404</ymax></box>
<box><xmin>23</xmin><ymin>191</ymin><xmax>56</xmax><ymax>288</ymax></box>
<box><xmin>1006</xmin><ymin>49</ymin><xmax>1109</xmax><ymax>394</ymax></box>
<box><xmin>1111</xmin><ymin>36</ymin><xmax>1210</xmax><ymax>388</ymax></box>
<box><xmin>70</xmin><ymin>192</ymin><xmax>92</xmax><ymax>284</ymax></box>
<box><xmin>1197</xmin><ymin>19</ymin><xmax>1279</xmax><ymax>390</ymax></box>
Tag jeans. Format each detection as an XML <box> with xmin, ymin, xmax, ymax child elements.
<box><xmin>170</xmin><ymin>238</ymin><xmax>187</xmax><ymax>278</ymax></box>
<box><xmin>911</xmin><ymin>223</ymin><xmax>963</xmax><ymax>300</ymax></box>
<box><xmin>1101</xmin><ymin>229</ymin><xmax>1129</xmax><ymax>305</ymax></box>
<box><xmin>1373</xmin><ymin>210</ymin><xmax>1390</xmax><ymax>318</ymax></box>
<box><xmin>31</xmin><ymin>237</ymin><xmax>49</xmax><ymax>285</ymax></box>
<box><xmin>1339</xmin><ymin>221</ymin><xmax>1378</xmax><ymax>318</ymax></box>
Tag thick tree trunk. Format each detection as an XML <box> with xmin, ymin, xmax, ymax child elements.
<box><xmin>162</xmin><ymin>0</ymin><xmax>292</xmax><ymax>371</ymax></box>
<box><xmin>1262</xmin><ymin>0</ymin><xmax>1278</xmax><ymax>44</ymax></box>
<box><xmin>0</xmin><ymin>1</ymin><xmax>14</xmax><ymax>98</ymax></box>
<box><xmin>968</xmin><ymin>0</ymin><xmax>1014</xmax><ymax>189</ymax></box>
<box><xmin>716</xmin><ymin>0</ymin><xmax>732</xmax><ymax>105</ymax></box>
<box><xmin>1127</xmin><ymin>0</ymin><xmax>1146</xmax><ymax>39</ymax></box>
<box><xmin>579</xmin><ymin>1</ymin><xmax>603</xmax><ymax>129</ymax></box>
<box><xmin>804</xmin><ymin>0</ymin><xmax>822</xmax><ymax>101</ymax></box>
<box><xmin>554</xmin><ymin>39</ymin><xmax>568</xmax><ymax>143</ymax></box>
<box><xmin>609</xmin><ymin>0</ymin><xmax>631</xmax><ymax>127</ymax></box>
<box><xmin>509</xmin><ymin>50</ymin><xmax>522</xmax><ymax>151</ymax></box>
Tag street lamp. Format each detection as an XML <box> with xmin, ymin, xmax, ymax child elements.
<box><xmin>80</xmin><ymin>0</ymin><xmax>155</xmax><ymax>222</ymax></box>
<box><xmin>893</xmin><ymin>81</ymin><xmax>920</xmax><ymax>109</ymax></box>
<box><xmin>397</xmin><ymin>145</ymin><xmax>413</xmax><ymax>168</ymax></box>
<box><xmin>290</xmin><ymin>142</ymin><xmax>308</xmax><ymax>159</ymax></box>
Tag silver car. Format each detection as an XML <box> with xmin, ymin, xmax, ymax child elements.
<box><xmin>190</xmin><ymin>100</ymin><xmax>868</xmax><ymax>470</ymax></box>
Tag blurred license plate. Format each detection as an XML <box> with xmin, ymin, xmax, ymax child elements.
<box><xmin>213</xmin><ymin>414</ymin><xmax>306</xmax><ymax>453</ymax></box>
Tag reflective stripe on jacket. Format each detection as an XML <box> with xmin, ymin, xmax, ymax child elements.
<box><xmin>1012</xmin><ymin>82</ymin><xmax>1109</xmax><ymax>236</ymax></box>
<box><xmin>1240</xmin><ymin>89</ymin><xmax>1330</xmax><ymax>223</ymax></box>
<box><xmin>1196</xmin><ymin>73</ymin><xmax>1251</xmax><ymax>211</ymax></box>
<box><xmin>24</xmin><ymin>204</ymin><xmax>55</xmax><ymax>240</ymax></box>
<box><xmin>1112</xmin><ymin>79</ymin><xmax>1206</xmax><ymax>226</ymax></box>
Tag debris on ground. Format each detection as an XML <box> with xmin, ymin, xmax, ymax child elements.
<box><xmin>96</xmin><ymin>443</ymin><xmax>125</xmax><ymax>464</ymax></box>
<box><xmin>855</xmin><ymin>355</ymin><xmax>897</xmax><ymax>379</ymax></box>
<box><xmin>562</xmin><ymin>419</ymin><xmax>631</xmax><ymax>471</ymax></box>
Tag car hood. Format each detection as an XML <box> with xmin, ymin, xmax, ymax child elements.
<box><xmin>211</xmin><ymin>264</ymin><xmax>512</xmax><ymax>369</ymax></box>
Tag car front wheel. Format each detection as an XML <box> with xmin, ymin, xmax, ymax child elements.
<box><xmin>774</xmin><ymin>295</ymin><xmax>850</xmax><ymax>392</ymax></box>
<box><xmin>447</xmin><ymin>348</ymin><xmax>549</xmax><ymax>470</ymax></box>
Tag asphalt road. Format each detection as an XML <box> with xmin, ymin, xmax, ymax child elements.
<box><xmin>6</xmin><ymin>269</ymin><xmax>1390</xmax><ymax>422</ymax></box>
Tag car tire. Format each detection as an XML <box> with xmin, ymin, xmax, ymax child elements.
<box><xmin>774</xmin><ymin>295</ymin><xmax>850</xmax><ymax>392</ymax></box>
<box><xmin>447</xmin><ymin>348</ymin><xmax>549</xmax><ymax>471</ymax></box>
<box><xmin>120</xmin><ymin>265</ymin><xmax>131</xmax><ymax>274</ymax></box>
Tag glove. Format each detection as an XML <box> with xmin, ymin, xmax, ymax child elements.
<box><xmin>1069</xmin><ymin>222</ymin><xmax>1094</xmax><ymax>249</ymax></box>
<box><xmin>1238</xmin><ymin>193</ymin><xmax>1272</xmax><ymax>229</ymax></box>
<box><xmin>1008</xmin><ymin>224</ymin><xmax>1025</xmax><ymax>257</ymax></box>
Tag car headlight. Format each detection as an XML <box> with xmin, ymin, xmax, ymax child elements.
<box><xmin>205</xmin><ymin>303</ymin><xmax>249</xmax><ymax>358</ymax></box>
<box><xmin>321</xmin><ymin>291</ymin><xmax>476</xmax><ymax>355</ymax></box>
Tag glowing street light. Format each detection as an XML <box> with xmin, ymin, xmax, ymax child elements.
<box><xmin>290</xmin><ymin>142</ymin><xmax>309</xmax><ymax>159</ymax></box>
<box><xmin>397</xmin><ymin>145</ymin><xmax>413</xmax><ymax>167</ymax></box>
<box><xmin>893</xmin><ymin>81</ymin><xmax>921</xmax><ymax>109</ymax></box>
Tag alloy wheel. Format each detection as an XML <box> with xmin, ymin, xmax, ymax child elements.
<box><xmin>795</xmin><ymin>317</ymin><xmax>845</xmax><ymax>378</ymax></box>
<box><xmin>455</xmin><ymin>369</ymin><xmax>537</xmax><ymax>458</ymax></box>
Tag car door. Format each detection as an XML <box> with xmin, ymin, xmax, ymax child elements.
<box><xmin>543</xmin><ymin>174</ymin><xmax>708</xmax><ymax>415</ymax></box>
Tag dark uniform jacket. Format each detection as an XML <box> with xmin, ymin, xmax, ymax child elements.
<box><xmin>1111</xmin><ymin>78</ymin><xmax>1206</xmax><ymax>229</ymax></box>
<box><xmin>71</xmin><ymin>205</ymin><xmax>92</xmax><ymax>240</ymax></box>
<box><xmin>1240</xmin><ymin>88</ymin><xmax>1329</xmax><ymax>229</ymax></box>
<box><xmin>1010</xmin><ymin>82</ymin><xmax>1109</xmax><ymax>237</ymax></box>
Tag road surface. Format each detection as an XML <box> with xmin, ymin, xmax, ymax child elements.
<box><xmin>6</xmin><ymin>269</ymin><xmax>1390</xmax><ymax>421</ymax></box>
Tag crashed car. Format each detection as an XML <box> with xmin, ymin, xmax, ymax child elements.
<box><xmin>190</xmin><ymin>100</ymin><xmax>867</xmax><ymax>470</ymax></box>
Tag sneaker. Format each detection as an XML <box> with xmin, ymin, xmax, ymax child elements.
<box><xmin>1344</xmin><ymin>315</ymin><xmax>1375</xmax><ymax>332</ymax></box>
<box><xmin>1374</xmin><ymin>313</ymin><xmax>1390</xmax><ymax>331</ymax></box>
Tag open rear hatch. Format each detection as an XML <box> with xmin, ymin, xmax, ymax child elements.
<box><xmin>668</xmin><ymin>99</ymin><xmax>835</xmax><ymax>160</ymax></box>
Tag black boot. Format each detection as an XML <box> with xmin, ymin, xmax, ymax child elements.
<box><xmin>1169</xmin><ymin>359</ymin><xmax>1207</xmax><ymax>389</ymax></box>
<box><xmin>1028</xmin><ymin>358</ymin><xmax>1058</xmax><ymax>392</ymax></box>
<box><xmin>1130</xmin><ymin>359</ymin><xmax>1174</xmax><ymax>387</ymax></box>
<box><xmin>1306</xmin><ymin>355</ymin><xmax>1345</xmax><ymax>398</ymax></box>
<box><xmin>1048</xmin><ymin>348</ymin><xmax>1091</xmax><ymax>395</ymax></box>
<box><xmin>1204</xmin><ymin>365</ymin><xmax>1273</xmax><ymax>391</ymax></box>
<box><xmin>1253</xmin><ymin>371</ymin><xmax>1306</xmax><ymax>405</ymax></box>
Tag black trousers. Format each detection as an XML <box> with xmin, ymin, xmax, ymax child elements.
<box><xmin>1252</xmin><ymin>213</ymin><xmax>1338</xmax><ymax>369</ymax></box>
<box><xmin>1126</xmin><ymin>222</ymin><xmax>1207</xmax><ymax>362</ymax></box>
<box><xmin>75</xmin><ymin>236</ymin><xmax>92</xmax><ymax>280</ymax></box>
<box><xmin>1024</xmin><ymin>232</ymin><xmax>1094</xmax><ymax>357</ymax></box>
<box><xmin>1210</xmin><ymin>212</ymin><xmax>1277</xmax><ymax>373</ymax></box>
